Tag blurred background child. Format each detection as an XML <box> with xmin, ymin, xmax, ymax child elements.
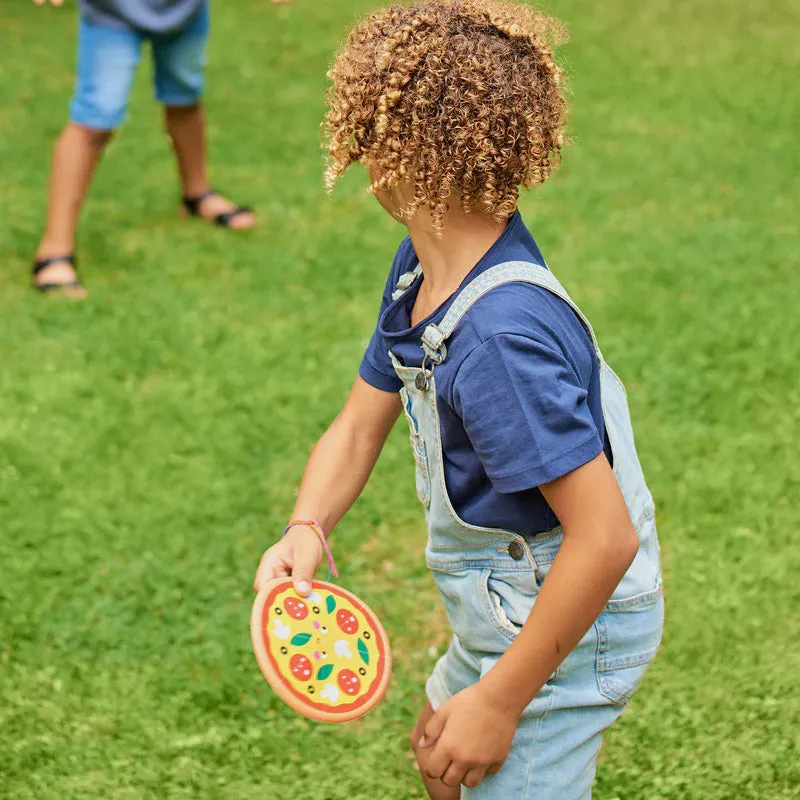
<box><xmin>32</xmin><ymin>0</ymin><xmax>259</xmax><ymax>297</ymax></box>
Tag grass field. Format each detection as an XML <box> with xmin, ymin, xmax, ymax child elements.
<box><xmin>1</xmin><ymin>1</ymin><xmax>798</xmax><ymax>798</ymax></box>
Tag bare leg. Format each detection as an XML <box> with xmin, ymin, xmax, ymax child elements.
<box><xmin>35</xmin><ymin>122</ymin><xmax>113</xmax><ymax>294</ymax></box>
<box><xmin>164</xmin><ymin>103</ymin><xmax>255</xmax><ymax>230</ymax></box>
<box><xmin>412</xmin><ymin>701</ymin><xmax>462</xmax><ymax>800</ymax></box>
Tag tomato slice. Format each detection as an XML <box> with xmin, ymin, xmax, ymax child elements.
<box><xmin>284</xmin><ymin>597</ymin><xmax>309</xmax><ymax>620</ymax></box>
<box><xmin>337</xmin><ymin>669</ymin><xmax>361</xmax><ymax>696</ymax></box>
<box><xmin>336</xmin><ymin>608</ymin><xmax>359</xmax><ymax>635</ymax></box>
<box><xmin>289</xmin><ymin>654</ymin><xmax>313</xmax><ymax>681</ymax></box>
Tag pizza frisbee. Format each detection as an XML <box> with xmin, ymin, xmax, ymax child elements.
<box><xmin>251</xmin><ymin>578</ymin><xmax>392</xmax><ymax>722</ymax></box>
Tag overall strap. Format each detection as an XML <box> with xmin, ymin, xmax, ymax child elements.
<box><xmin>389</xmin><ymin>266</ymin><xmax>425</xmax><ymax>380</ymax></box>
<box><xmin>420</xmin><ymin>261</ymin><xmax>604</xmax><ymax>362</ymax></box>
<box><xmin>391</xmin><ymin>265</ymin><xmax>423</xmax><ymax>301</ymax></box>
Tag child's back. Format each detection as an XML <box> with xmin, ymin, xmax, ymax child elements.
<box><xmin>363</xmin><ymin>215</ymin><xmax>613</xmax><ymax>537</ymax></box>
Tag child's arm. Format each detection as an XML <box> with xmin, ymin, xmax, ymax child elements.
<box><xmin>33</xmin><ymin>0</ymin><xmax>65</xmax><ymax>6</ymax></box>
<box><xmin>253</xmin><ymin>377</ymin><xmax>401</xmax><ymax>596</ymax></box>
<box><xmin>418</xmin><ymin>453</ymin><xmax>639</xmax><ymax>789</ymax></box>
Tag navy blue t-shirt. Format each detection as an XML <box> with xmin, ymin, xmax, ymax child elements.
<box><xmin>80</xmin><ymin>0</ymin><xmax>205</xmax><ymax>34</ymax></box>
<box><xmin>360</xmin><ymin>212</ymin><xmax>612</xmax><ymax>536</ymax></box>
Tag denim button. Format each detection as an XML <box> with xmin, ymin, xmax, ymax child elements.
<box><xmin>508</xmin><ymin>541</ymin><xmax>525</xmax><ymax>560</ymax></box>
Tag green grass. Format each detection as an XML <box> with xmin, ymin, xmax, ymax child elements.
<box><xmin>1</xmin><ymin>0</ymin><xmax>798</xmax><ymax>797</ymax></box>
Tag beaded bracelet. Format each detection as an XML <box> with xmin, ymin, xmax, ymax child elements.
<box><xmin>283</xmin><ymin>518</ymin><xmax>339</xmax><ymax>581</ymax></box>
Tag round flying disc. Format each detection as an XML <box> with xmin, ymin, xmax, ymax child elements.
<box><xmin>251</xmin><ymin>578</ymin><xmax>392</xmax><ymax>723</ymax></box>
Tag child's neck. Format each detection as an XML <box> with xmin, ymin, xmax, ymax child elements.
<box><xmin>405</xmin><ymin>206</ymin><xmax>510</xmax><ymax>320</ymax></box>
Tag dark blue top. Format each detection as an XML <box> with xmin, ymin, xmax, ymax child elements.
<box><xmin>360</xmin><ymin>212</ymin><xmax>611</xmax><ymax>535</ymax></box>
<box><xmin>80</xmin><ymin>0</ymin><xmax>206</xmax><ymax>34</ymax></box>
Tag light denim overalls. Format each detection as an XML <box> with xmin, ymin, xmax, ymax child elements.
<box><xmin>389</xmin><ymin>262</ymin><xmax>664</xmax><ymax>800</ymax></box>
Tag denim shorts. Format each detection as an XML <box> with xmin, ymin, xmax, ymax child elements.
<box><xmin>425</xmin><ymin>530</ymin><xmax>664</xmax><ymax>800</ymax></box>
<box><xmin>70</xmin><ymin>3</ymin><xmax>209</xmax><ymax>130</ymax></box>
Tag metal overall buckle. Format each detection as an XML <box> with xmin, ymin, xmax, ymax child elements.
<box><xmin>416</xmin><ymin>324</ymin><xmax>447</xmax><ymax>391</ymax></box>
<box><xmin>415</xmin><ymin>355</ymin><xmax>434</xmax><ymax>391</ymax></box>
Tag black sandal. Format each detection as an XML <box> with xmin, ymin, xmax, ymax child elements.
<box><xmin>32</xmin><ymin>254</ymin><xmax>85</xmax><ymax>294</ymax></box>
<box><xmin>182</xmin><ymin>189</ymin><xmax>253</xmax><ymax>228</ymax></box>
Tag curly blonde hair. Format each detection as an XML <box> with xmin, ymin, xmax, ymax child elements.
<box><xmin>324</xmin><ymin>0</ymin><xmax>568</xmax><ymax>229</ymax></box>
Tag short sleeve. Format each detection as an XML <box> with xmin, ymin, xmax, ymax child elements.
<box><xmin>452</xmin><ymin>333</ymin><xmax>603</xmax><ymax>492</ymax></box>
<box><xmin>359</xmin><ymin>325</ymin><xmax>402</xmax><ymax>393</ymax></box>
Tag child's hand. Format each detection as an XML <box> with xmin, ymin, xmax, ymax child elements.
<box><xmin>417</xmin><ymin>683</ymin><xmax>518</xmax><ymax>789</ymax></box>
<box><xmin>253</xmin><ymin>526</ymin><xmax>324</xmax><ymax>597</ymax></box>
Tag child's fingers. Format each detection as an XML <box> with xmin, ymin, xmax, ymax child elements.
<box><xmin>441</xmin><ymin>762</ymin><xmax>467</xmax><ymax>788</ymax></box>
<box><xmin>254</xmin><ymin>562</ymin><xmax>289</xmax><ymax>592</ymax></box>
<box><xmin>419</xmin><ymin>707</ymin><xmax>447</xmax><ymax>748</ymax></box>
<box><xmin>290</xmin><ymin>545</ymin><xmax>321</xmax><ymax>597</ymax></box>
<box><xmin>421</xmin><ymin>743</ymin><xmax>451</xmax><ymax>783</ymax></box>
<box><xmin>253</xmin><ymin>551</ymin><xmax>287</xmax><ymax>593</ymax></box>
<box><xmin>462</xmin><ymin>767</ymin><xmax>486</xmax><ymax>789</ymax></box>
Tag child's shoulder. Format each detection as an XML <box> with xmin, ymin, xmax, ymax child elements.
<box><xmin>445</xmin><ymin>279</ymin><xmax>598</xmax><ymax>414</ymax></box>
<box><xmin>461</xmin><ymin>277</ymin><xmax>591</xmax><ymax>359</ymax></box>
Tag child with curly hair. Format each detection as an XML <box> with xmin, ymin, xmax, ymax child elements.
<box><xmin>254</xmin><ymin>2</ymin><xmax>663</xmax><ymax>797</ymax></box>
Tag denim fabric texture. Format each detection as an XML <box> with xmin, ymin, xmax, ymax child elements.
<box><xmin>390</xmin><ymin>261</ymin><xmax>664</xmax><ymax>799</ymax></box>
<box><xmin>70</xmin><ymin>4</ymin><xmax>209</xmax><ymax>129</ymax></box>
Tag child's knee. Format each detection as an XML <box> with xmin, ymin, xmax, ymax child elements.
<box><xmin>69</xmin><ymin>123</ymin><xmax>114</xmax><ymax>149</ymax></box>
<box><xmin>163</xmin><ymin>101</ymin><xmax>202</xmax><ymax>118</ymax></box>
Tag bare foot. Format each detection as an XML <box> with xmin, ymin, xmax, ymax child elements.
<box><xmin>33</xmin><ymin>255</ymin><xmax>87</xmax><ymax>299</ymax></box>
<box><xmin>182</xmin><ymin>191</ymin><xmax>256</xmax><ymax>230</ymax></box>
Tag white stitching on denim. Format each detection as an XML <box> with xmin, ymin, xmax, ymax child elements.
<box><xmin>521</xmin><ymin>686</ymin><xmax>555</xmax><ymax>798</ymax></box>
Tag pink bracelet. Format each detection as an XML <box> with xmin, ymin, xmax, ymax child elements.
<box><xmin>283</xmin><ymin>518</ymin><xmax>339</xmax><ymax>581</ymax></box>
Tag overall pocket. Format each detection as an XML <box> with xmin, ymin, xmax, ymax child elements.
<box><xmin>608</xmin><ymin>516</ymin><xmax>662</xmax><ymax>607</ymax></box>
<box><xmin>482</xmin><ymin>568</ymin><xmax>538</xmax><ymax>642</ymax></box>
<box><xmin>410</xmin><ymin>431</ymin><xmax>431</xmax><ymax>507</ymax></box>
<box><xmin>595</xmin><ymin>592</ymin><xmax>664</xmax><ymax>705</ymax></box>
<box><xmin>399</xmin><ymin>387</ymin><xmax>431</xmax><ymax>508</ymax></box>
<box><xmin>482</xmin><ymin>568</ymin><xmax>562</xmax><ymax>681</ymax></box>
<box><xmin>433</xmin><ymin>569</ymin><xmax>499</xmax><ymax>653</ymax></box>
